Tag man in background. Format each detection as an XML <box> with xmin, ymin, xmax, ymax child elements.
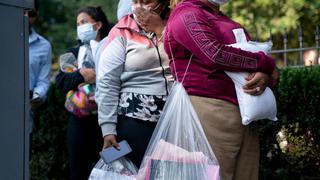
<box><xmin>26</xmin><ymin>0</ymin><xmax>52</xmax><ymax>133</ymax></box>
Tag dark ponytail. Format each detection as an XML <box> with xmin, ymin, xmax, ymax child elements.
<box><xmin>77</xmin><ymin>6</ymin><xmax>111</xmax><ymax>39</ymax></box>
<box><xmin>157</xmin><ymin>0</ymin><xmax>170</xmax><ymax>19</ymax></box>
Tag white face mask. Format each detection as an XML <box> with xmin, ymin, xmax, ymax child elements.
<box><xmin>208</xmin><ymin>0</ymin><xmax>231</xmax><ymax>5</ymax></box>
<box><xmin>77</xmin><ymin>23</ymin><xmax>97</xmax><ymax>43</ymax></box>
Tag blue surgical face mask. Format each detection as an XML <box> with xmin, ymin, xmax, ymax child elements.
<box><xmin>77</xmin><ymin>23</ymin><xmax>97</xmax><ymax>43</ymax></box>
<box><xmin>208</xmin><ymin>0</ymin><xmax>231</xmax><ymax>5</ymax></box>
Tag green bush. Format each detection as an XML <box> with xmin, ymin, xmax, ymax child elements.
<box><xmin>31</xmin><ymin>66</ymin><xmax>320</xmax><ymax>179</ymax></box>
<box><xmin>30</xmin><ymin>84</ymin><xmax>69</xmax><ymax>180</ymax></box>
<box><xmin>260</xmin><ymin>66</ymin><xmax>320</xmax><ymax>180</ymax></box>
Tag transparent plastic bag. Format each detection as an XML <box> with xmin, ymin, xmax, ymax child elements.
<box><xmin>89</xmin><ymin>157</ymin><xmax>138</xmax><ymax>180</ymax></box>
<box><xmin>225</xmin><ymin>41</ymin><xmax>278</xmax><ymax>125</ymax></box>
<box><xmin>137</xmin><ymin>82</ymin><xmax>220</xmax><ymax>180</ymax></box>
<box><xmin>59</xmin><ymin>52</ymin><xmax>78</xmax><ymax>73</ymax></box>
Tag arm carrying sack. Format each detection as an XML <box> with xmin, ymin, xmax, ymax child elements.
<box><xmin>225</xmin><ymin>41</ymin><xmax>278</xmax><ymax>125</ymax></box>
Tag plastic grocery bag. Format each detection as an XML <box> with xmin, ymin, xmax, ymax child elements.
<box><xmin>225</xmin><ymin>41</ymin><xmax>278</xmax><ymax>125</ymax></box>
<box><xmin>59</xmin><ymin>52</ymin><xmax>97</xmax><ymax>118</ymax></box>
<box><xmin>89</xmin><ymin>158</ymin><xmax>138</xmax><ymax>180</ymax></box>
<box><xmin>136</xmin><ymin>82</ymin><xmax>220</xmax><ymax>180</ymax></box>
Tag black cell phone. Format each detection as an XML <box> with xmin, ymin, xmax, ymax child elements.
<box><xmin>100</xmin><ymin>140</ymin><xmax>132</xmax><ymax>164</ymax></box>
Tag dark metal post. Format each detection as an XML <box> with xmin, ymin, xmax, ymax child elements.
<box><xmin>283</xmin><ymin>29</ymin><xmax>288</xmax><ymax>67</ymax></box>
<box><xmin>315</xmin><ymin>26</ymin><xmax>319</xmax><ymax>65</ymax></box>
<box><xmin>269</xmin><ymin>29</ymin><xmax>273</xmax><ymax>42</ymax></box>
<box><xmin>0</xmin><ymin>1</ymin><xmax>32</xmax><ymax>179</ymax></box>
<box><xmin>298</xmin><ymin>26</ymin><xmax>303</xmax><ymax>65</ymax></box>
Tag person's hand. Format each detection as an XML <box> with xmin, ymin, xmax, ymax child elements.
<box><xmin>103</xmin><ymin>135</ymin><xmax>120</xmax><ymax>150</ymax></box>
<box><xmin>79</xmin><ymin>68</ymin><xmax>96</xmax><ymax>84</ymax></box>
<box><xmin>134</xmin><ymin>7</ymin><xmax>164</xmax><ymax>38</ymax></box>
<box><xmin>243</xmin><ymin>72</ymin><xmax>270</xmax><ymax>96</ymax></box>
<box><xmin>30</xmin><ymin>97</ymin><xmax>42</xmax><ymax>110</ymax></box>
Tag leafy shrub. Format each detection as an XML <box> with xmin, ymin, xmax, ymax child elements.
<box><xmin>30</xmin><ymin>84</ymin><xmax>69</xmax><ymax>180</ymax></box>
<box><xmin>260</xmin><ymin>66</ymin><xmax>320</xmax><ymax>180</ymax></box>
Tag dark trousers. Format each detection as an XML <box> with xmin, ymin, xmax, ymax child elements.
<box><xmin>116</xmin><ymin>115</ymin><xmax>157</xmax><ymax>168</ymax></box>
<box><xmin>67</xmin><ymin>114</ymin><xmax>102</xmax><ymax>180</ymax></box>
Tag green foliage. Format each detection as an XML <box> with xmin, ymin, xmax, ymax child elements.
<box><xmin>30</xmin><ymin>84</ymin><xmax>69</xmax><ymax>180</ymax></box>
<box><xmin>260</xmin><ymin>66</ymin><xmax>320</xmax><ymax>180</ymax></box>
<box><xmin>222</xmin><ymin>0</ymin><xmax>320</xmax><ymax>40</ymax></box>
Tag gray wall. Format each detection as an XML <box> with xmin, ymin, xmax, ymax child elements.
<box><xmin>0</xmin><ymin>0</ymin><xmax>33</xmax><ymax>8</ymax></box>
<box><xmin>0</xmin><ymin>0</ymin><xmax>32</xmax><ymax>179</ymax></box>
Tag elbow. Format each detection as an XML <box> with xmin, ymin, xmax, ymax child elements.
<box><xmin>258</xmin><ymin>53</ymin><xmax>276</xmax><ymax>75</ymax></box>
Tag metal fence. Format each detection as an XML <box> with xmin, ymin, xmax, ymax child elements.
<box><xmin>268</xmin><ymin>26</ymin><xmax>320</xmax><ymax>67</ymax></box>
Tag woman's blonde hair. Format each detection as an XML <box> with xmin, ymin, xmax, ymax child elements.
<box><xmin>170</xmin><ymin>0</ymin><xmax>183</xmax><ymax>9</ymax></box>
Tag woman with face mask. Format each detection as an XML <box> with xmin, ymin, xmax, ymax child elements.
<box><xmin>55</xmin><ymin>6</ymin><xmax>112</xmax><ymax>180</ymax></box>
<box><xmin>95</xmin><ymin>0</ymin><xmax>172</xmax><ymax>167</ymax></box>
<box><xmin>164</xmin><ymin>0</ymin><xmax>278</xmax><ymax>179</ymax></box>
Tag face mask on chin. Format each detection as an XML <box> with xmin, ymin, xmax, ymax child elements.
<box><xmin>207</xmin><ymin>0</ymin><xmax>231</xmax><ymax>5</ymax></box>
<box><xmin>77</xmin><ymin>23</ymin><xmax>98</xmax><ymax>43</ymax></box>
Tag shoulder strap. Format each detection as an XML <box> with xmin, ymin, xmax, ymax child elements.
<box><xmin>167</xmin><ymin>26</ymin><xmax>193</xmax><ymax>84</ymax></box>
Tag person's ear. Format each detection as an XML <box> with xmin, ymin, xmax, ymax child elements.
<box><xmin>94</xmin><ymin>22</ymin><xmax>102</xmax><ymax>31</ymax></box>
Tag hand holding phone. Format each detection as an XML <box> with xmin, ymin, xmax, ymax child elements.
<box><xmin>103</xmin><ymin>135</ymin><xmax>120</xmax><ymax>149</ymax></box>
<box><xmin>100</xmin><ymin>140</ymin><xmax>132</xmax><ymax>164</ymax></box>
